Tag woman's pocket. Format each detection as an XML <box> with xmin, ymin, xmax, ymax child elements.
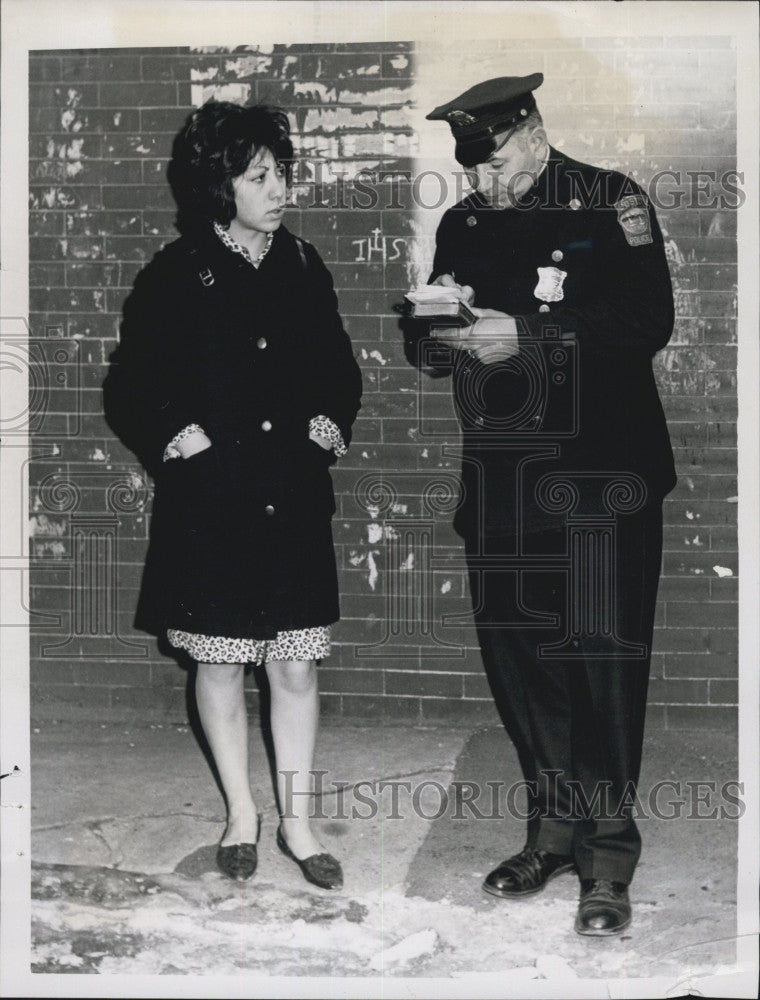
<box><xmin>302</xmin><ymin>440</ymin><xmax>336</xmax><ymax>515</ymax></box>
<box><xmin>166</xmin><ymin>446</ymin><xmax>227</xmax><ymax>533</ymax></box>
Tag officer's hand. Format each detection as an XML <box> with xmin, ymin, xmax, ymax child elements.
<box><xmin>471</xmin><ymin>307</ymin><xmax>509</xmax><ymax>319</ymax></box>
<box><xmin>431</xmin><ymin>310</ymin><xmax>519</xmax><ymax>365</ymax></box>
<box><xmin>432</xmin><ymin>273</ymin><xmax>475</xmax><ymax>305</ymax></box>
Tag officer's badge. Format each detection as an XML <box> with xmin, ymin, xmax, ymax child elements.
<box><xmin>446</xmin><ymin>109</ymin><xmax>477</xmax><ymax>127</ymax></box>
<box><xmin>614</xmin><ymin>194</ymin><xmax>653</xmax><ymax>246</ymax></box>
<box><xmin>534</xmin><ymin>266</ymin><xmax>567</xmax><ymax>303</ymax></box>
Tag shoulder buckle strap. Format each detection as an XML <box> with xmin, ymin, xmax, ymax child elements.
<box><xmin>185</xmin><ymin>246</ymin><xmax>216</xmax><ymax>287</ymax></box>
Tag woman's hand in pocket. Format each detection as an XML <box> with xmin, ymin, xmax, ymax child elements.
<box><xmin>308</xmin><ymin>430</ymin><xmax>332</xmax><ymax>451</ymax></box>
<box><xmin>177</xmin><ymin>430</ymin><xmax>213</xmax><ymax>458</ymax></box>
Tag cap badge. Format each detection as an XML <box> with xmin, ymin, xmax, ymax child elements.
<box><xmin>614</xmin><ymin>194</ymin><xmax>653</xmax><ymax>246</ymax></box>
<box><xmin>534</xmin><ymin>266</ymin><xmax>567</xmax><ymax>303</ymax></box>
<box><xmin>446</xmin><ymin>109</ymin><xmax>477</xmax><ymax>127</ymax></box>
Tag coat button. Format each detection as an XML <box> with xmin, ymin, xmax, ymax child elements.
<box><xmin>264</xmin><ymin>504</ymin><xmax>275</xmax><ymax>516</ymax></box>
<box><xmin>257</xmin><ymin>337</ymin><xmax>267</xmax><ymax>349</ymax></box>
<box><xmin>539</xmin><ymin>304</ymin><xmax>551</xmax><ymax>313</ymax></box>
<box><xmin>466</xmin><ymin>215</ymin><xmax>477</xmax><ymax>227</ymax></box>
<box><xmin>551</xmin><ymin>250</ymin><xmax>564</xmax><ymax>262</ymax></box>
<box><xmin>261</xmin><ymin>419</ymin><xmax>272</xmax><ymax>432</ymax></box>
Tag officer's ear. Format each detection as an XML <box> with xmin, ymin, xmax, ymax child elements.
<box><xmin>528</xmin><ymin>126</ymin><xmax>548</xmax><ymax>156</ymax></box>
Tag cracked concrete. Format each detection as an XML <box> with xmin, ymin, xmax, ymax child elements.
<box><xmin>27</xmin><ymin>717</ymin><xmax>744</xmax><ymax>986</ymax></box>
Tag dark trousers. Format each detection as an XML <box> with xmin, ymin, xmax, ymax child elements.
<box><xmin>465</xmin><ymin>506</ymin><xmax>663</xmax><ymax>884</ymax></box>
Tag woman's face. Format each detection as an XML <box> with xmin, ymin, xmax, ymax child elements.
<box><xmin>230</xmin><ymin>148</ymin><xmax>287</xmax><ymax>234</ymax></box>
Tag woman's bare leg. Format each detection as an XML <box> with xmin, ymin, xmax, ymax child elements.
<box><xmin>195</xmin><ymin>662</ymin><xmax>258</xmax><ymax>846</ymax></box>
<box><xmin>265</xmin><ymin>658</ymin><xmax>324</xmax><ymax>859</ymax></box>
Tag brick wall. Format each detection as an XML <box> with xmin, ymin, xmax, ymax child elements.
<box><xmin>28</xmin><ymin>39</ymin><xmax>737</xmax><ymax>728</ymax></box>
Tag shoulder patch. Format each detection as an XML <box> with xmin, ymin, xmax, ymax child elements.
<box><xmin>614</xmin><ymin>194</ymin><xmax>653</xmax><ymax>246</ymax></box>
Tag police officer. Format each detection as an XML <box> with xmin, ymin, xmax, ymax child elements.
<box><xmin>413</xmin><ymin>74</ymin><xmax>676</xmax><ymax>935</ymax></box>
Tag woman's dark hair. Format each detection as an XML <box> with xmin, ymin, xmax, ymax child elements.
<box><xmin>168</xmin><ymin>100</ymin><xmax>294</xmax><ymax>234</ymax></box>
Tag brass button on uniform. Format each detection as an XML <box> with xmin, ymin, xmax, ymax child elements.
<box><xmin>256</xmin><ymin>337</ymin><xmax>267</xmax><ymax>349</ymax></box>
<box><xmin>261</xmin><ymin>419</ymin><xmax>272</xmax><ymax>431</ymax></box>
<box><xmin>551</xmin><ymin>250</ymin><xmax>564</xmax><ymax>262</ymax></box>
<box><xmin>466</xmin><ymin>215</ymin><xmax>477</xmax><ymax>227</ymax></box>
<box><xmin>539</xmin><ymin>304</ymin><xmax>551</xmax><ymax>313</ymax></box>
<box><xmin>264</xmin><ymin>504</ymin><xmax>275</xmax><ymax>516</ymax></box>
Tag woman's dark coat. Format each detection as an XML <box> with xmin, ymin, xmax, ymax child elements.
<box><xmin>103</xmin><ymin>224</ymin><xmax>362</xmax><ymax>639</ymax></box>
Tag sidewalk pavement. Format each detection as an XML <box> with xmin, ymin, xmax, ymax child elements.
<box><xmin>28</xmin><ymin>714</ymin><xmax>740</xmax><ymax>983</ymax></box>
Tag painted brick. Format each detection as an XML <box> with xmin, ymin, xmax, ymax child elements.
<box><xmin>648</xmin><ymin>678</ymin><xmax>708</xmax><ymax>705</ymax></box>
<box><xmin>99</xmin><ymin>81</ymin><xmax>178</xmax><ymax>108</ymax></box>
<box><xmin>663</xmin><ymin>653</ymin><xmax>737</xmax><ymax>680</ymax></box>
<box><xmin>385</xmin><ymin>670</ymin><xmax>463</xmax><ymax>698</ymax></box>
<box><xmin>709</xmin><ymin>576</ymin><xmax>737</xmax><ymax>601</ymax></box>
<box><xmin>340</xmin><ymin>694</ymin><xmax>421</xmax><ymax>722</ymax></box>
<box><xmin>665</xmin><ymin>705</ymin><xmax>737</xmax><ymax>731</ymax></box>
<box><xmin>140</xmin><ymin>107</ymin><xmax>194</xmax><ymax>132</ymax></box>
<box><xmin>111</xmin><ymin>685</ymin><xmax>187</xmax><ymax>716</ymax></box>
<box><xmin>27</xmin><ymin>42</ymin><xmax>737</xmax><ymax>726</ymax></box>
<box><xmin>317</xmin><ymin>667</ymin><xmax>384</xmax><ymax>695</ymax></box>
<box><xmin>708</xmin><ymin>679</ymin><xmax>738</xmax><ymax>705</ymax></box>
<box><xmin>420</xmin><ymin>698</ymin><xmax>498</xmax><ymax>724</ymax></box>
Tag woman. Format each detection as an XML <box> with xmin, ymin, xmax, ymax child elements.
<box><xmin>104</xmin><ymin>102</ymin><xmax>362</xmax><ymax>887</ymax></box>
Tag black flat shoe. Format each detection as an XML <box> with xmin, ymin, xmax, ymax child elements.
<box><xmin>276</xmin><ymin>825</ymin><xmax>343</xmax><ymax>890</ymax></box>
<box><xmin>216</xmin><ymin>815</ymin><xmax>261</xmax><ymax>882</ymax></box>
<box><xmin>483</xmin><ymin>846</ymin><xmax>576</xmax><ymax>898</ymax></box>
<box><xmin>574</xmin><ymin>878</ymin><xmax>631</xmax><ymax>936</ymax></box>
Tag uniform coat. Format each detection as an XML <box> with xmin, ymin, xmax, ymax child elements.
<box><xmin>104</xmin><ymin>224</ymin><xmax>362</xmax><ymax>639</ymax></box>
<box><xmin>417</xmin><ymin>146</ymin><xmax>676</xmax><ymax>537</ymax></box>
<box><xmin>407</xmin><ymin>147</ymin><xmax>677</xmax><ymax>883</ymax></box>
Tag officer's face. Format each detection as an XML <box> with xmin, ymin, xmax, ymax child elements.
<box><xmin>473</xmin><ymin>127</ymin><xmax>546</xmax><ymax>208</ymax></box>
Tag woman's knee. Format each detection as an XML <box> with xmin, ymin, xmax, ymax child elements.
<box><xmin>196</xmin><ymin>662</ymin><xmax>245</xmax><ymax>687</ymax></box>
<box><xmin>266</xmin><ymin>659</ymin><xmax>316</xmax><ymax>694</ymax></box>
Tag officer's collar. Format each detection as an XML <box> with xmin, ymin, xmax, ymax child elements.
<box><xmin>468</xmin><ymin>145</ymin><xmax>560</xmax><ymax>211</ymax></box>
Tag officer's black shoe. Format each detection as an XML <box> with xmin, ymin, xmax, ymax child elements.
<box><xmin>482</xmin><ymin>847</ymin><xmax>576</xmax><ymax>898</ymax></box>
<box><xmin>574</xmin><ymin>878</ymin><xmax>631</xmax><ymax>936</ymax></box>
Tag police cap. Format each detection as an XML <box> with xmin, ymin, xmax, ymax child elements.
<box><xmin>426</xmin><ymin>73</ymin><xmax>543</xmax><ymax>167</ymax></box>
